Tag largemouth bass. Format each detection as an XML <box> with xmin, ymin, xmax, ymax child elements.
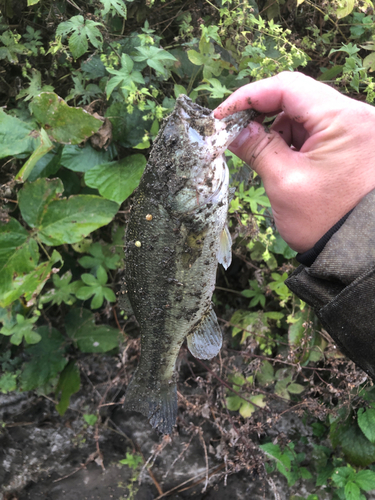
<box><xmin>123</xmin><ymin>95</ymin><xmax>257</xmax><ymax>434</ymax></box>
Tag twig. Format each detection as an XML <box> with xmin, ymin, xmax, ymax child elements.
<box><xmin>198</xmin><ymin>428</ymin><xmax>209</xmax><ymax>492</ymax></box>
<box><xmin>154</xmin><ymin>464</ymin><xmax>225</xmax><ymax>499</ymax></box>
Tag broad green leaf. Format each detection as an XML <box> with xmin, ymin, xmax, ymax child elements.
<box><xmin>355</xmin><ymin>470</ymin><xmax>375</xmax><ymax>491</ymax></box>
<box><xmin>61</xmin><ymin>142</ymin><xmax>112</xmax><ymax>172</ymax></box>
<box><xmin>65</xmin><ymin>308</ymin><xmax>120</xmax><ymax>352</ymax></box>
<box><xmin>36</xmin><ymin>195</ymin><xmax>119</xmax><ymax>245</ymax></box>
<box><xmin>357</xmin><ymin>408</ymin><xmax>375</xmax><ymax>443</ymax></box>
<box><xmin>27</xmin><ymin>0</ymin><xmax>40</xmax><ymax>5</ymax></box>
<box><xmin>30</xmin><ymin>93</ymin><xmax>103</xmax><ymax>144</ymax></box>
<box><xmin>18</xmin><ymin>178</ymin><xmax>64</xmax><ymax>228</ymax></box>
<box><xmin>55</xmin><ymin>360</ymin><xmax>81</xmax><ymax>415</ymax></box>
<box><xmin>331</xmin><ymin>416</ymin><xmax>375</xmax><ymax>466</ymax></box>
<box><xmin>84</xmin><ymin>154</ymin><xmax>146</xmax><ymax>204</ymax></box>
<box><xmin>0</xmin><ymin>109</ymin><xmax>38</xmax><ymax>159</ymax></box>
<box><xmin>0</xmin><ymin>249</ymin><xmax>62</xmax><ymax>307</ymax></box>
<box><xmin>20</xmin><ymin>326</ymin><xmax>68</xmax><ymax>391</ymax></box>
<box><xmin>0</xmin><ymin>218</ymin><xmax>29</xmax><ymax>268</ymax></box>
<box><xmin>345</xmin><ymin>481</ymin><xmax>360</xmax><ymax>500</ymax></box>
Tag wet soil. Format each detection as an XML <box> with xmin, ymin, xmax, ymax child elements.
<box><xmin>0</xmin><ymin>353</ymin><xmax>313</xmax><ymax>500</ymax></box>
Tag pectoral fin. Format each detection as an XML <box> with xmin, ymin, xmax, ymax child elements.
<box><xmin>187</xmin><ymin>306</ymin><xmax>222</xmax><ymax>360</ymax></box>
<box><xmin>217</xmin><ymin>224</ymin><xmax>232</xmax><ymax>270</ymax></box>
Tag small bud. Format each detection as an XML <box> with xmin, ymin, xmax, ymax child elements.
<box><xmin>135</xmin><ymin>241</ymin><xmax>142</xmax><ymax>248</ymax></box>
<box><xmin>145</xmin><ymin>214</ymin><xmax>153</xmax><ymax>221</ymax></box>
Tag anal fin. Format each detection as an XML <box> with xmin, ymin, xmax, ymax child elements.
<box><xmin>187</xmin><ymin>306</ymin><xmax>222</xmax><ymax>360</ymax></box>
<box><xmin>217</xmin><ymin>224</ymin><xmax>232</xmax><ymax>270</ymax></box>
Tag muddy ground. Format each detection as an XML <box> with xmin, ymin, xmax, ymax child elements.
<box><xmin>0</xmin><ymin>355</ymin><xmax>324</xmax><ymax>500</ymax></box>
<box><xmin>0</xmin><ymin>350</ymin><xmax>338</xmax><ymax>500</ymax></box>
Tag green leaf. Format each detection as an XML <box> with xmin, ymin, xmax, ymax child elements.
<box><xmin>0</xmin><ymin>108</ymin><xmax>38</xmax><ymax>159</ymax></box>
<box><xmin>195</xmin><ymin>78</ymin><xmax>231</xmax><ymax>99</ymax></box>
<box><xmin>56</xmin><ymin>15</ymin><xmax>103</xmax><ymax>59</ymax></box>
<box><xmin>30</xmin><ymin>93</ymin><xmax>103</xmax><ymax>145</ymax></box>
<box><xmin>133</xmin><ymin>45</ymin><xmax>177</xmax><ymax>77</ymax></box>
<box><xmin>256</xmin><ymin>360</ymin><xmax>274</xmax><ymax>386</ymax></box>
<box><xmin>65</xmin><ymin>308</ymin><xmax>120</xmax><ymax>352</ymax></box>
<box><xmin>36</xmin><ymin>195</ymin><xmax>119</xmax><ymax>245</ymax></box>
<box><xmin>61</xmin><ymin>142</ymin><xmax>112</xmax><ymax>172</ymax></box>
<box><xmin>187</xmin><ymin>38</ymin><xmax>223</xmax><ymax>79</ymax></box>
<box><xmin>83</xmin><ymin>413</ymin><xmax>98</xmax><ymax>426</ymax></box>
<box><xmin>20</xmin><ymin>326</ymin><xmax>68</xmax><ymax>391</ymax></box>
<box><xmin>55</xmin><ymin>360</ymin><xmax>81</xmax><ymax>415</ymax></box>
<box><xmin>119</xmin><ymin>452</ymin><xmax>143</xmax><ymax>470</ymax></box>
<box><xmin>336</xmin><ymin>0</ymin><xmax>355</xmax><ymax>19</ymax></box>
<box><xmin>226</xmin><ymin>395</ymin><xmax>243</xmax><ymax>411</ymax></box>
<box><xmin>28</xmin><ymin>145</ymin><xmax>64</xmax><ymax>182</ymax></box>
<box><xmin>287</xmin><ymin>383</ymin><xmax>305</xmax><ymax>394</ymax></box>
<box><xmin>78</xmin><ymin>242</ymin><xmax>122</xmax><ymax>271</ymax></box>
<box><xmin>101</xmin><ymin>0</ymin><xmax>127</xmax><ymax>17</ymax></box>
<box><xmin>15</xmin><ymin>128</ymin><xmax>54</xmax><ymax>182</ymax></box>
<box><xmin>345</xmin><ymin>481</ymin><xmax>360</xmax><ymax>500</ymax></box>
<box><xmin>40</xmin><ymin>271</ymin><xmax>82</xmax><ymax>306</ymax></box>
<box><xmin>18</xmin><ymin>178</ymin><xmax>64</xmax><ymax>228</ymax></box>
<box><xmin>355</xmin><ymin>470</ymin><xmax>375</xmax><ymax>491</ymax></box>
<box><xmin>357</xmin><ymin>408</ymin><xmax>375</xmax><ymax>443</ymax></box>
<box><xmin>17</xmin><ymin>69</ymin><xmax>55</xmax><ymax>102</ymax></box>
<box><xmin>0</xmin><ymin>31</ymin><xmax>28</xmax><ymax>63</ymax></box>
<box><xmin>331</xmin><ymin>416</ymin><xmax>375</xmax><ymax>466</ymax></box>
<box><xmin>106</xmin><ymin>53</ymin><xmax>144</xmax><ymax>99</ymax></box>
<box><xmin>0</xmin><ymin>372</ymin><xmax>18</xmax><ymax>393</ymax></box>
<box><xmin>84</xmin><ymin>154</ymin><xmax>146</xmax><ymax>204</ymax></box>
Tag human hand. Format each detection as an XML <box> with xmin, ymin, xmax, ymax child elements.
<box><xmin>215</xmin><ymin>72</ymin><xmax>375</xmax><ymax>253</ymax></box>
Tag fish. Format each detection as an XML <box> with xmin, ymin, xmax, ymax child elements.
<box><xmin>123</xmin><ymin>95</ymin><xmax>257</xmax><ymax>434</ymax></box>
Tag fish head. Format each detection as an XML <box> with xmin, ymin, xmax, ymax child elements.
<box><xmin>173</xmin><ymin>94</ymin><xmax>257</xmax><ymax>164</ymax></box>
<box><xmin>159</xmin><ymin>95</ymin><xmax>257</xmax><ymax>210</ymax></box>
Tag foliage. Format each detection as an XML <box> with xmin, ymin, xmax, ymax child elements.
<box><xmin>0</xmin><ymin>0</ymin><xmax>375</xmax><ymax>497</ymax></box>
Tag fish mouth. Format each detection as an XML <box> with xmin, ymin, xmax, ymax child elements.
<box><xmin>175</xmin><ymin>94</ymin><xmax>212</xmax><ymax>119</ymax></box>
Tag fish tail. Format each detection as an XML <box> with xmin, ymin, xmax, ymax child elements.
<box><xmin>124</xmin><ymin>368</ymin><xmax>177</xmax><ymax>435</ymax></box>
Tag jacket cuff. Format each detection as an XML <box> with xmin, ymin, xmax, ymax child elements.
<box><xmin>285</xmin><ymin>189</ymin><xmax>375</xmax><ymax>379</ymax></box>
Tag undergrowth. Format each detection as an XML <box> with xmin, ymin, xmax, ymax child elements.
<box><xmin>0</xmin><ymin>0</ymin><xmax>375</xmax><ymax>498</ymax></box>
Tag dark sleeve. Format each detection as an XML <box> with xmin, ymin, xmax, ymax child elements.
<box><xmin>285</xmin><ymin>190</ymin><xmax>375</xmax><ymax>379</ymax></box>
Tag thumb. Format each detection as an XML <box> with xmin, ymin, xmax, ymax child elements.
<box><xmin>229</xmin><ymin>120</ymin><xmax>296</xmax><ymax>180</ymax></box>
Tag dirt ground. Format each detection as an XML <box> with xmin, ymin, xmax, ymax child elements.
<box><xmin>0</xmin><ymin>351</ymin><xmax>326</xmax><ymax>500</ymax></box>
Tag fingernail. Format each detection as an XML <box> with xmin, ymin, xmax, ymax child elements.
<box><xmin>229</xmin><ymin>126</ymin><xmax>251</xmax><ymax>150</ymax></box>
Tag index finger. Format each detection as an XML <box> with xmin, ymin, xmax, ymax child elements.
<box><xmin>214</xmin><ymin>71</ymin><xmax>346</xmax><ymax>134</ymax></box>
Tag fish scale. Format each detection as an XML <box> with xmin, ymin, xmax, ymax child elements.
<box><xmin>123</xmin><ymin>95</ymin><xmax>257</xmax><ymax>434</ymax></box>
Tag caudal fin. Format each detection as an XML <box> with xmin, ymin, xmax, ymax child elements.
<box><xmin>124</xmin><ymin>369</ymin><xmax>177</xmax><ymax>435</ymax></box>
